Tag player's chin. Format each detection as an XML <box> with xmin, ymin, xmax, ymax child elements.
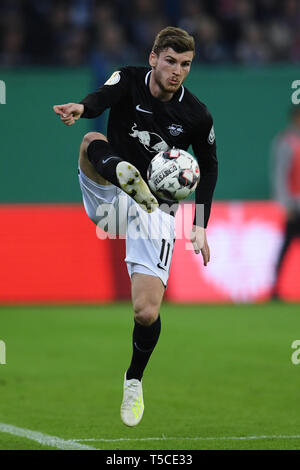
<box><xmin>166</xmin><ymin>83</ymin><xmax>181</xmax><ymax>92</ymax></box>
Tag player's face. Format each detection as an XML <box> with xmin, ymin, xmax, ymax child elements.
<box><xmin>149</xmin><ymin>48</ymin><xmax>193</xmax><ymax>96</ymax></box>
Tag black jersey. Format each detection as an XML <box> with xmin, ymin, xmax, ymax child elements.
<box><xmin>80</xmin><ymin>66</ymin><xmax>218</xmax><ymax>227</ymax></box>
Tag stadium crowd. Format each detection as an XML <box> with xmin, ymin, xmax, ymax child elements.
<box><xmin>0</xmin><ymin>0</ymin><xmax>300</xmax><ymax>68</ymax></box>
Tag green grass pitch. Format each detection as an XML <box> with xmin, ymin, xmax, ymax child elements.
<box><xmin>0</xmin><ymin>302</ymin><xmax>300</xmax><ymax>450</ymax></box>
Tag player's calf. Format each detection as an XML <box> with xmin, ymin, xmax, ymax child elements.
<box><xmin>85</xmin><ymin>137</ymin><xmax>158</xmax><ymax>213</ymax></box>
<box><xmin>86</xmin><ymin>137</ymin><xmax>123</xmax><ymax>187</ymax></box>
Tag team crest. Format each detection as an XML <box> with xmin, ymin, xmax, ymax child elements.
<box><xmin>168</xmin><ymin>124</ymin><xmax>183</xmax><ymax>136</ymax></box>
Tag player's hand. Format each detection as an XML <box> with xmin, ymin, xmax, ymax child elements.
<box><xmin>190</xmin><ymin>225</ymin><xmax>210</xmax><ymax>266</ymax></box>
<box><xmin>53</xmin><ymin>103</ymin><xmax>84</xmax><ymax>126</ymax></box>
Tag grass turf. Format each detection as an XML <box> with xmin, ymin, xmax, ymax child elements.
<box><xmin>0</xmin><ymin>302</ymin><xmax>300</xmax><ymax>450</ymax></box>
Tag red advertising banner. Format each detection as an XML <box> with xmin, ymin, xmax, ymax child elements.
<box><xmin>0</xmin><ymin>202</ymin><xmax>298</xmax><ymax>303</ymax></box>
<box><xmin>0</xmin><ymin>205</ymin><xmax>115</xmax><ymax>303</ymax></box>
<box><xmin>166</xmin><ymin>201</ymin><xmax>300</xmax><ymax>303</ymax></box>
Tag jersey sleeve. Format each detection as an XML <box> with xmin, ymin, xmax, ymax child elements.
<box><xmin>191</xmin><ymin>109</ymin><xmax>218</xmax><ymax>228</ymax></box>
<box><xmin>79</xmin><ymin>68</ymin><xmax>131</xmax><ymax>119</ymax></box>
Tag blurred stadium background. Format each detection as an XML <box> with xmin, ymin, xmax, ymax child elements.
<box><xmin>1</xmin><ymin>0</ymin><xmax>299</xmax><ymax>303</ymax></box>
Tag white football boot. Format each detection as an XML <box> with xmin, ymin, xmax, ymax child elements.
<box><xmin>116</xmin><ymin>161</ymin><xmax>158</xmax><ymax>213</ymax></box>
<box><xmin>120</xmin><ymin>372</ymin><xmax>144</xmax><ymax>427</ymax></box>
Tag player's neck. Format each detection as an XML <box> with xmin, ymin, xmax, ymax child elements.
<box><xmin>149</xmin><ymin>73</ymin><xmax>173</xmax><ymax>102</ymax></box>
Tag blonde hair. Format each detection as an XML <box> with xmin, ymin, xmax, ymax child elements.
<box><xmin>152</xmin><ymin>26</ymin><xmax>195</xmax><ymax>56</ymax></box>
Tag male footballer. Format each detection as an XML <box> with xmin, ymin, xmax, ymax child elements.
<box><xmin>53</xmin><ymin>26</ymin><xmax>218</xmax><ymax>427</ymax></box>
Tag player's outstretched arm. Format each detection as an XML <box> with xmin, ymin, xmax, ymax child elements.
<box><xmin>190</xmin><ymin>225</ymin><xmax>210</xmax><ymax>266</ymax></box>
<box><xmin>53</xmin><ymin>103</ymin><xmax>84</xmax><ymax>126</ymax></box>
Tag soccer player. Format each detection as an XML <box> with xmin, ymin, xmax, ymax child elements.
<box><xmin>270</xmin><ymin>105</ymin><xmax>300</xmax><ymax>299</ymax></box>
<box><xmin>53</xmin><ymin>26</ymin><xmax>218</xmax><ymax>426</ymax></box>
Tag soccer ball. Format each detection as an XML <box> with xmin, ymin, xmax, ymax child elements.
<box><xmin>147</xmin><ymin>148</ymin><xmax>200</xmax><ymax>202</ymax></box>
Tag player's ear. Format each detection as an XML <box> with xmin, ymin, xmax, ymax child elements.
<box><xmin>149</xmin><ymin>51</ymin><xmax>157</xmax><ymax>68</ymax></box>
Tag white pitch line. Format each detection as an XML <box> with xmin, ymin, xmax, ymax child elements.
<box><xmin>0</xmin><ymin>423</ymin><xmax>97</xmax><ymax>450</ymax></box>
<box><xmin>74</xmin><ymin>435</ymin><xmax>300</xmax><ymax>443</ymax></box>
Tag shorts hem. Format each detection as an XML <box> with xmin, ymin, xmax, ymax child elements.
<box><xmin>126</xmin><ymin>260</ymin><xmax>167</xmax><ymax>288</ymax></box>
<box><xmin>78</xmin><ymin>167</ymin><xmax>117</xmax><ymax>191</ymax></box>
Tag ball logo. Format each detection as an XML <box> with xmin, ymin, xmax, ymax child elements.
<box><xmin>152</xmin><ymin>163</ymin><xmax>177</xmax><ymax>187</ymax></box>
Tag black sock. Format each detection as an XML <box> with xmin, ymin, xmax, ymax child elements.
<box><xmin>126</xmin><ymin>315</ymin><xmax>161</xmax><ymax>381</ymax></box>
<box><xmin>87</xmin><ymin>139</ymin><xmax>122</xmax><ymax>187</ymax></box>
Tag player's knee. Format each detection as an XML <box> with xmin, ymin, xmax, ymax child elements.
<box><xmin>82</xmin><ymin>132</ymin><xmax>107</xmax><ymax>150</ymax></box>
<box><xmin>134</xmin><ymin>304</ymin><xmax>159</xmax><ymax>326</ymax></box>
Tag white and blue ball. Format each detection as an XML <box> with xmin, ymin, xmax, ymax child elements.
<box><xmin>147</xmin><ymin>148</ymin><xmax>200</xmax><ymax>202</ymax></box>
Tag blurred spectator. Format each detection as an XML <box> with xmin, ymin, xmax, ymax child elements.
<box><xmin>270</xmin><ymin>106</ymin><xmax>300</xmax><ymax>299</ymax></box>
<box><xmin>128</xmin><ymin>0</ymin><xmax>168</xmax><ymax>59</ymax></box>
<box><xmin>195</xmin><ymin>15</ymin><xmax>230</xmax><ymax>63</ymax></box>
<box><xmin>280</xmin><ymin>0</ymin><xmax>300</xmax><ymax>32</ymax></box>
<box><xmin>213</xmin><ymin>0</ymin><xmax>254</xmax><ymax>51</ymax></box>
<box><xmin>1</xmin><ymin>0</ymin><xmax>300</xmax><ymax>67</ymax></box>
<box><xmin>290</xmin><ymin>32</ymin><xmax>300</xmax><ymax>63</ymax></box>
<box><xmin>0</xmin><ymin>26</ymin><xmax>28</xmax><ymax>67</ymax></box>
<box><xmin>59</xmin><ymin>27</ymin><xmax>89</xmax><ymax>66</ymax></box>
<box><xmin>48</xmin><ymin>1</ymin><xmax>71</xmax><ymax>64</ymax></box>
<box><xmin>91</xmin><ymin>22</ymin><xmax>137</xmax><ymax>70</ymax></box>
<box><xmin>256</xmin><ymin>0</ymin><xmax>279</xmax><ymax>21</ymax></box>
<box><xmin>267</xmin><ymin>19</ymin><xmax>292</xmax><ymax>62</ymax></box>
<box><xmin>93</xmin><ymin>1</ymin><xmax>116</xmax><ymax>28</ymax></box>
<box><xmin>0</xmin><ymin>1</ymin><xmax>28</xmax><ymax>66</ymax></box>
<box><xmin>69</xmin><ymin>0</ymin><xmax>93</xmax><ymax>27</ymax></box>
<box><xmin>236</xmin><ymin>22</ymin><xmax>272</xmax><ymax>64</ymax></box>
<box><xmin>178</xmin><ymin>0</ymin><xmax>206</xmax><ymax>36</ymax></box>
<box><xmin>280</xmin><ymin>0</ymin><xmax>300</xmax><ymax>63</ymax></box>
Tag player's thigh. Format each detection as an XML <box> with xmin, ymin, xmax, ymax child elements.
<box><xmin>131</xmin><ymin>273</ymin><xmax>165</xmax><ymax>325</ymax></box>
<box><xmin>78</xmin><ymin>168</ymin><xmax>129</xmax><ymax>234</ymax></box>
<box><xmin>125</xmin><ymin>205</ymin><xmax>176</xmax><ymax>288</ymax></box>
